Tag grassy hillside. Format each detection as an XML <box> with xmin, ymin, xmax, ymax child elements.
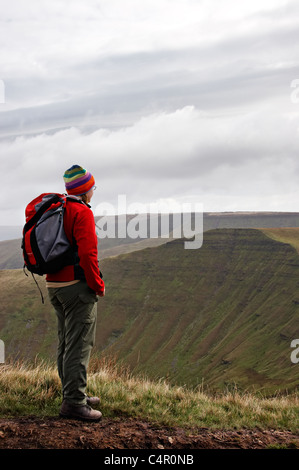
<box><xmin>262</xmin><ymin>228</ymin><xmax>299</xmax><ymax>255</ymax></box>
<box><xmin>0</xmin><ymin>269</ymin><xmax>57</xmax><ymax>360</ymax></box>
<box><xmin>1</xmin><ymin>228</ymin><xmax>299</xmax><ymax>393</ymax></box>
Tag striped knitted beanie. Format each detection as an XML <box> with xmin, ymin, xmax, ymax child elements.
<box><xmin>63</xmin><ymin>165</ymin><xmax>95</xmax><ymax>196</ymax></box>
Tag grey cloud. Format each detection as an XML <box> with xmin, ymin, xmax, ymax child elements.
<box><xmin>0</xmin><ymin>61</ymin><xmax>295</xmax><ymax>139</ymax></box>
<box><xmin>1</xmin><ymin>8</ymin><xmax>299</xmax><ymax>139</ymax></box>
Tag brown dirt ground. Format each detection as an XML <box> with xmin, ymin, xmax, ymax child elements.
<box><xmin>0</xmin><ymin>416</ymin><xmax>298</xmax><ymax>449</ymax></box>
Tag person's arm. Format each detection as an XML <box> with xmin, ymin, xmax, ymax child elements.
<box><xmin>73</xmin><ymin>207</ymin><xmax>105</xmax><ymax>295</ymax></box>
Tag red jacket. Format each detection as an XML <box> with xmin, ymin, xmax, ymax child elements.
<box><xmin>46</xmin><ymin>198</ymin><xmax>105</xmax><ymax>295</ymax></box>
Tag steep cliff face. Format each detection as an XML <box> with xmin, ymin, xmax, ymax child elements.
<box><xmin>98</xmin><ymin>229</ymin><xmax>299</xmax><ymax>391</ymax></box>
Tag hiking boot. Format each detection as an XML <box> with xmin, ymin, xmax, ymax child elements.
<box><xmin>59</xmin><ymin>400</ymin><xmax>102</xmax><ymax>422</ymax></box>
<box><xmin>86</xmin><ymin>396</ymin><xmax>100</xmax><ymax>406</ymax></box>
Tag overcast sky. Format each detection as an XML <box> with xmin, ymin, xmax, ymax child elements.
<box><xmin>1</xmin><ymin>0</ymin><xmax>299</xmax><ymax>225</ymax></box>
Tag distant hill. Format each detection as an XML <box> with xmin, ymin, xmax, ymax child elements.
<box><xmin>0</xmin><ymin>239</ymin><xmax>22</xmax><ymax>269</ymax></box>
<box><xmin>1</xmin><ymin>227</ymin><xmax>299</xmax><ymax>393</ymax></box>
<box><xmin>1</xmin><ymin>211</ymin><xmax>299</xmax><ymax>269</ymax></box>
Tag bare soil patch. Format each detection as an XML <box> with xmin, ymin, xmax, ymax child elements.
<box><xmin>0</xmin><ymin>417</ymin><xmax>298</xmax><ymax>449</ymax></box>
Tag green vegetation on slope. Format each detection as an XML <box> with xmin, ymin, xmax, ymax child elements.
<box><xmin>262</xmin><ymin>228</ymin><xmax>299</xmax><ymax>255</ymax></box>
<box><xmin>0</xmin><ymin>269</ymin><xmax>57</xmax><ymax>360</ymax></box>
<box><xmin>96</xmin><ymin>229</ymin><xmax>299</xmax><ymax>392</ymax></box>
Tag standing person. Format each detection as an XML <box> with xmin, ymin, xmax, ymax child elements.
<box><xmin>47</xmin><ymin>165</ymin><xmax>105</xmax><ymax>422</ymax></box>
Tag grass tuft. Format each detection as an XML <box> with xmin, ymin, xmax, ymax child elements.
<box><xmin>1</xmin><ymin>357</ymin><xmax>298</xmax><ymax>432</ymax></box>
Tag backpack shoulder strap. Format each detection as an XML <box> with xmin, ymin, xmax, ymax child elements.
<box><xmin>24</xmin><ymin>194</ymin><xmax>64</xmax><ymax>232</ymax></box>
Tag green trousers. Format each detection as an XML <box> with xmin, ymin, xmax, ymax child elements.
<box><xmin>48</xmin><ymin>281</ymin><xmax>98</xmax><ymax>405</ymax></box>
